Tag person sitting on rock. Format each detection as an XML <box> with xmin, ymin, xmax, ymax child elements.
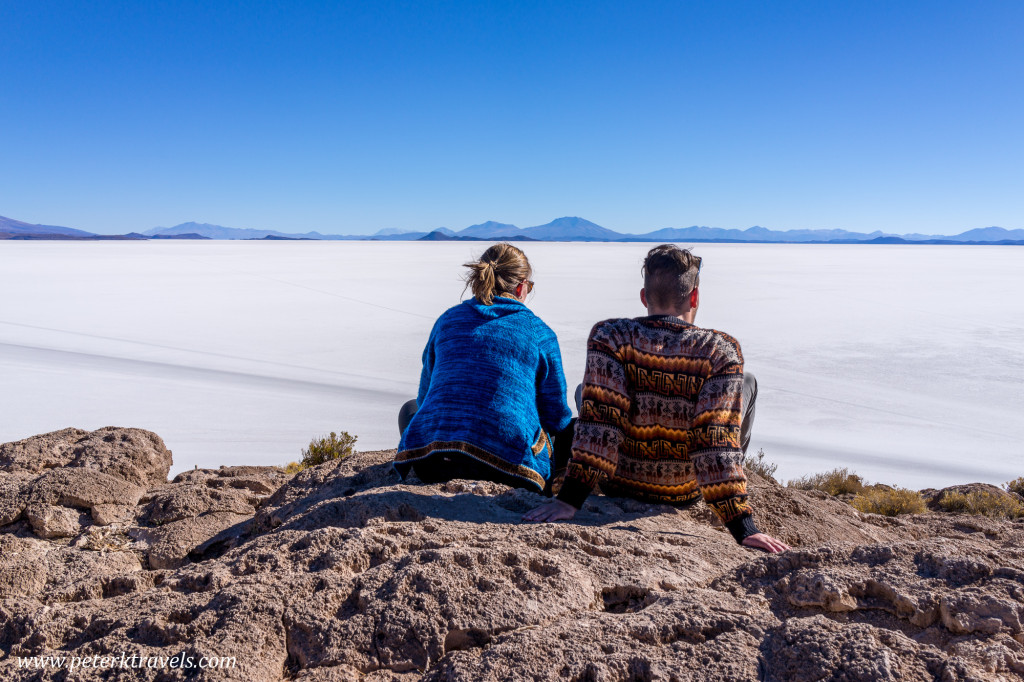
<box><xmin>394</xmin><ymin>243</ymin><xmax>573</xmax><ymax>493</ymax></box>
<box><xmin>523</xmin><ymin>244</ymin><xmax>790</xmax><ymax>553</ymax></box>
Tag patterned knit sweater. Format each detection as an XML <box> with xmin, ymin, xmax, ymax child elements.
<box><xmin>395</xmin><ymin>296</ymin><xmax>573</xmax><ymax>491</ymax></box>
<box><xmin>557</xmin><ymin>315</ymin><xmax>760</xmax><ymax>543</ymax></box>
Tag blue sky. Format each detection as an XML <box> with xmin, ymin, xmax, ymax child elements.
<box><xmin>1</xmin><ymin>1</ymin><xmax>1021</xmax><ymax>235</ymax></box>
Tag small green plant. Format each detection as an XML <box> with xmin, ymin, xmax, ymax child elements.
<box><xmin>852</xmin><ymin>487</ymin><xmax>927</xmax><ymax>516</ymax></box>
<box><xmin>744</xmin><ymin>448</ymin><xmax>778</xmax><ymax>483</ymax></box>
<box><xmin>938</xmin><ymin>490</ymin><xmax>1024</xmax><ymax>519</ymax></box>
<box><xmin>788</xmin><ymin>468</ymin><xmax>865</xmax><ymax>497</ymax></box>
<box><xmin>282</xmin><ymin>431</ymin><xmax>358</xmax><ymax>474</ymax></box>
<box><xmin>1006</xmin><ymin>477</ymin><xmax>1024</xmax><ymax>497</ymax></box>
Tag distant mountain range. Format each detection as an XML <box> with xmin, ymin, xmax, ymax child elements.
<box><xmin>142</xmin><ymin>222</ymin><xmax>328</xmax><ymax>240</ymax></box>
<box><xmin>136</xmin><ymin>216</ymin><xmax>1024</xmax><ymax>244</ymax></box>
<box><xmin>3</xmin><ymin>214</ymin><xmax>1023</xmax><ymax>245</ymax></box>
<box><xmin>0</xmin><ymin>215</ymin><xmax>96</xmax><ymax>238</ymax></box>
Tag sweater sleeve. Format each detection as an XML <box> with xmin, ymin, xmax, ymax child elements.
<box><xmin>557</xmin><ymin>323</ymin><xmax>631</xmax><ymax>509</ymax></box>
<box><xmin>415</xmin><ymin>321</ymin><xmax>439</xmax><ymax>407</ymax></box>
<box><xmin>691</xmin><ymin>353</ymin><xmax>758</xmax><ymax>543</ymax></box>
<box><xmin>534</xmin><ymin>322</ymin><xmax>573</xmax><ymax>435</ymax></box>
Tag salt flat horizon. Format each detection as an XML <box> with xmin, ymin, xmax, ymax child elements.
<box><xmin>1</xmin><ymin>240</ymin><xmax>1021</xmax><ymax>490</ymax></box>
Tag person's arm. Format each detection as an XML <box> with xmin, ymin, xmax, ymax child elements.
<box><xmin>690</xmin><ymin>350</ymin><xmax>760</xmax><ymax>544</ymax></box>
<box><xmin>524</xmin><ymin>322</ymin><xmax>628</xmax><ymax>523</ymax></box>
<box><xmin>534</xmin><ymin>321</ymin><xmax>573</xmax><ymax>435</ymax></box>
<box><xmin>556</xmin><ymin>323</ymin><xmax>630</xmax><ymax>509</ymax></box>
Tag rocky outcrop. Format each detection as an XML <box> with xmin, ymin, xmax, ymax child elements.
<box><xmin>0</xmin><ymin>427</ymin><xmax>172</xmax><ymax>487</ymax></box>
<box><xmin>2</xmin><ymin>428</ymin><xmax>1023</xmax><ymax>680</ymax></box>
<box><xmin>0</xmin><ymin>427</ymin><xmax>288</xmax><ymax>580</ymax></box>
<box><xmin>921</xmin><ymin>482</ymin><xmax>1024</xmax><ymax>510</ymax></box>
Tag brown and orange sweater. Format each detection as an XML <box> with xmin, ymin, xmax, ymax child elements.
<box><xmin>556</xmin><ymin>315</ymin><xmax>761</xmax><ymax>544</ymax></box>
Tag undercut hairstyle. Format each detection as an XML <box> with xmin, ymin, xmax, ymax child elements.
<box><xmin>642</xmin><ymin>244</ymin><xmax>701</xmax><ymax>309</ymax></box>
<box><xmin>463</xmin><ymin>243</ymin><xmax>532</xmax><ymax>306</ymax></box>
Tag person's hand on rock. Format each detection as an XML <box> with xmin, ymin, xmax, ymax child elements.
<box><xmin>522</xmin><ymin>499</ymin><xmax>576</xmax><ymax>523</ymax></box>
<box><xmin>741</xmin><ymin>533</ymin><xmax>790</xmax><ymax>553</ymax></box>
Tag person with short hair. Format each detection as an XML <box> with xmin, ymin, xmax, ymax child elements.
<box><xmin>394</xmin><ymin>243</ymin><xmax>573</xmax><ymax>493</ymax></box>
<box><xmin>524</xmin><ymin>245</ymin><xmax>789</xmax><ymax>553</ymax></box>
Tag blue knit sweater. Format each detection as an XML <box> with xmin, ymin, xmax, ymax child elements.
<box><xmin>395</xmin><ymin>296</ymin><xmax>573</xmax><ymax>490</ymax></box>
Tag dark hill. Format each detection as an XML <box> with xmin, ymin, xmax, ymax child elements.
<box><xmin>0</xmin><ymin>215</ymin><xmax>95</xmax><ymax>237</ymax></box>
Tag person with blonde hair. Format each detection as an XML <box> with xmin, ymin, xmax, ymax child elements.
<box><xmin>394</xmin><ymin>243</ymin><xmax>573</xmax><ymax>492</ymax></box>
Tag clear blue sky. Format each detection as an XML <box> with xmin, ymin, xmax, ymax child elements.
<box><xmin>1</xmin><ymin>1</ymin><xmax>1021</xmax><ymax>235</ymax></box>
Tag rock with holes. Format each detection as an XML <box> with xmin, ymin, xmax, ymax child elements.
<box><xmin>422</xmin><ymin>589</ymin><xmax>774</xmax><ymax>681</ymax></box>
<box><xmin>25</xmin><ymin>502</ymin><xmax>84</xmax><ymax>539</ymax></box>
<box><xmin>170</xmin><ymin>464</ymin><xmax>290</xmax><ymax>494</ymax></box>
<box><xmin>0</xmin><ymin>535</ymin><xmax>49</xmax><ymax>598</ymax></box>
<box><xmin>760</xmin><ymin>615</ymin><xmax>967</xmax><ymax>681</ymax></box>
<box><xmin>0</xmin><ymin>426</ymin><xmax>172</xmax><ymax>487</ymax></box>
<box><xmin>1</xmin><ymin>428</ymin><xmax>167</xmax><ymax>538</ymax></box>
<box><xmin>43</xmin><ymin>547</ymin><xmax>144</xmax><ymax>601</ymax></box>
<box><xmin>922</xmin><ymin>482</ymin><xmax>1020</xmax><ymax>510</ymax></box>
<box><xmin>25</xmin><ymin>467</ymin><xmax>145</xmax><ymax>526</ymax></box>
<box><xmin>203</xmin><ymin>465</ymin><xmax>291</xmax><ymax>495</ymax></box>
<box><xmin>3</xmin><ymin>440</ymin><xmax>1024</xmax><ymax>681</ymax></box>
<box><xmin>291</xmin><ymin>665</ymin><xmax>367</xmax><ymax>681</ymax></box>
<box><xmin>939</xmin><ymin>588</ymin><xmax>1024</xmax><ymax>636</ymax></box>
<box><xmin>285</xmin><ymin>532</ymin><xmax>598</xmax><ymax>672</ymax></box>
<box><xmin>91</xmin><ymin>503</ymin><xmax>135</xmax><ymax>525</ymax></box>
<box><xmin>0</xmin><ymin>427</ymin><xmax>89</xmax><ymax>474</ymax></box>
<box><xmin>140</xmin><ymin>481</ymin><xmax>259</xmax><ymax>526</ymax></box>
<box><xmin>29</xmin><ymin>467</ymin><xmax>144</xmax><ymax>507</ymax></box>
<box><xmin>0</xmin><ymin>473</ymin><xmax>31</xmax><ymax>526</ymax></box>
<box><xmin>131</xmin><ymin>511</ymin><xmax>252</xmax><ymax>569</ymax></box>
<box><xmin>136</xmin><ymin>465</ymin><xmax>288</xmax><ymax>535</ymax></box>
<box><xmin>781</xmin><ymin>570</ymin><xmax>858</xmax><ymax>612</ymax></box>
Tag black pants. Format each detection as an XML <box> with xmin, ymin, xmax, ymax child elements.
<box><xmin>397</xmin><ymin>399</ymin><xmax>555</xmax><ymax>493</ymax></box>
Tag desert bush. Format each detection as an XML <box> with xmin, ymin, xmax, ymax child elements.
<box><xmin>1006</xmin><ymin>477</ymin><xmax>1024</xmax><ymax>497</ymax></box>
<box><xmin>938</xmin><ymin>490</ymin><xmax>1024</xmax><ymax>519</ymax></box>
<box><xmin>744</xmin><ymin>448</ymin><xmax>778</xmax><ymax>483</ymax></box>
<box><xmin>851</xmin><ymin>487</ymin><xmax>927</xmax><ymax>516</ymax></box>
<box><xmin>788</xmin><ymin>467</ymin><xmax>865</xmax><ymax>496</ymax></box>
<box><xmin>282</xmin><ymin>431</ymin><xmax>358</xmax><ymax>474</ymax></box>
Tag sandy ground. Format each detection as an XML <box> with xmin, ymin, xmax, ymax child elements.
<box><xmin>1</xmin><ymin>240</ymin><xmax>1021</xmax><ymax>486</ymax></box>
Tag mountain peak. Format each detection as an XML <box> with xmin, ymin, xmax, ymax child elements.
<box><xmin>954</xmin><ymin>226</ymin><xmax>1024</xmax><ymax>241</ymax></box>
<box><xmin>457</xmin><ymin>221</ymin><xmax>522</xmax><ymax>239</ymax></box>
<box><xmin>521</xmin><ymin>217</ymin><xmax>619</xmax><ymax>241</ymax></box>
<box><xmin>145</xmin><ymin>222</ymin><xmax>291</xmax><ymax>239</ymax></box>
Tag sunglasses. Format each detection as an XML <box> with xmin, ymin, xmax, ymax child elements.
<box><xmin>523</xmin><ymin>280</ymin><xmax>535</xmax><ymax>293</ymax></box>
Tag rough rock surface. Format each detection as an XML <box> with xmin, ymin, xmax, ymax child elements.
<box><xmin>922</xmin><ymin>483</ymin><xmax>1024</xmax><ymax>510</ymax></box>
<box><xmin>2</xmin><ymin>429</ymin><xmax>1024</xmax><ymax>681</ymax></box>
<box><xmin>0</xmin><ymin>427</ymin><xmax>172</xmax><ymax>487</ymax></box>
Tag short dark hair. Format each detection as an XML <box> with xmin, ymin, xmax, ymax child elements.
<box><xmin>642</xmin><ymin>244</ymin><xmax>701</xmax><ymax>308</ymax></box>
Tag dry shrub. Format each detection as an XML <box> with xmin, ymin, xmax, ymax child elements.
<box><xmin>788</xmin><ymin>468</ymin><xmax>865</xmax><ymax>496</ymax></box>
<box><xmin>283</xmin><ymin>431</ymin><xmax>358</xmax><ymax>474</ymax></box>
<box><xmin>282</xmin><ymin>461</ymin><xmax>305</xmax><ymax>475</ymax></box>
<box><xmin>939</xmin><ymin>490</ymin><xmax>1024</xmax><ymax>519</ymax></box>
<box><xmin>852</xmin><ymin>487</ymin><xmax>926</xmax><ymax>516</ymax></box>
<box><xmin>1006</xmin><ymin>477</ymin><xmax>1024</xmax><ymax>497</ymax></box>
<box><xmin>744</xmin><ymin>448</ymin><xmax>778</xmax><ymax>483</ymax></box>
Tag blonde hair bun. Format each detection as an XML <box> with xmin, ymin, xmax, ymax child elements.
<box><xmin>463</xmin><ymin>243</ymin><xmax>532</xmax><ymax>305</ymax></box>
